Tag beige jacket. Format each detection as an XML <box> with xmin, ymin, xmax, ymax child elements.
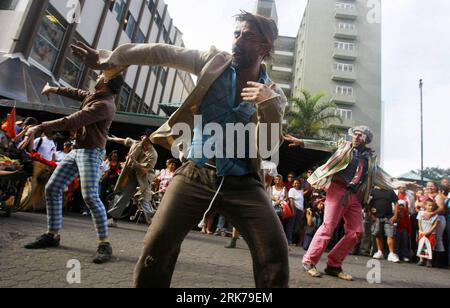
<box><xmin>114</xmin><ymin>138</ymin><xmax>158</xmax><ymax>192</ymax></box>
<box><xmin>98</xmin><ymin>43</ymin><xmax>287</xmax><ymax>180</ymax></box>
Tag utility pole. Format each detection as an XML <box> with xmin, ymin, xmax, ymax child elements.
<box><xmin>419</xmin><ymin>79</ymin><xmax>424</xmax><ymax>184</ymax></box>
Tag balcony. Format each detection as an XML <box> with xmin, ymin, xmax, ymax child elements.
<box><xmin>332</xmin><ymin>70</ymin><xmax>356</xmax><ymax>83</ymax></box>
<box><xmin>335</xmin><ymin>7</ymin><xmax>358</xmax><ymax>20</ymax></box>
<box><xmin>334</xmin><ymin>27</ymin><xmax>358</xmax><ymax>40</ymax></box>
<box><xmin>333</xmin><ymin>48</ymin><xmax>357</xmax><ymax>61</ymax></box>
<box><xmin>330</xmin><ymin>118</ymin><xmax>355</xmax><ymax>129</ymax></box>
<box><xmin>331</xmin><ymin>94</ymin><xmax>356</xmax><ymax>106</ymax></box>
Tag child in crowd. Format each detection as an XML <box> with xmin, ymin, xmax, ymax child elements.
<box><xmin>417</xmin><ymin>200</ymin><xmax>440</xmax><ymax>267</ymax></box>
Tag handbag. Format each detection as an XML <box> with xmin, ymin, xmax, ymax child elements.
<box><xmin>280</xmin><ymin>201</ymin><xmax>295</xmax><ymax>220</ymax></box>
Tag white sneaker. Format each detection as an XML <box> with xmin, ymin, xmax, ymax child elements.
<box><xmin>403</xmin><ymin>257</ymin><xmax>410</xmax><ymax>263</ymax></box>
<box><xmin>373</xmin><ymin>251</ymin><xmax>384</xmax><ymax>259</ymax></box>
<box><xmin>388</xmin><ymin>253</ymin><xmax>400</xmax><ymax>263</ymax></box>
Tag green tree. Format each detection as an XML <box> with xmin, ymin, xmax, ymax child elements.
<box><xmin>285</xmin><ymin>89</ymin><xmax>342</xmax><ymax>138</ymax></box>
<box><xmin>417</xmin><ymin>167</ymin><xmax>450</xmax><ymax>181</ymax></box>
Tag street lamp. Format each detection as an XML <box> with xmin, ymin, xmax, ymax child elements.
<box><xmin>419</xmin><ymin>79</ymin><xmax>424</xmax><ymax>184</ymax></box>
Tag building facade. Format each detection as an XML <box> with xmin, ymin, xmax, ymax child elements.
<box><xmin>254</xmin><ymin>0</ymin><xmax>296</xmax><ymax>99</ymax></box>
<box><xmin>293</xmin><ymin>0</ymin><xmax>382</xmax><ymax>154</ymax></box>
<box><xmin>0</xmin><ymin>0</ymin><xmax>194</xmax><ymax>120</ymax></box>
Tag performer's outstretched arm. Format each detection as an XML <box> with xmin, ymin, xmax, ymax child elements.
<box><xmin>283</xmin><ymin>134</ymin><xmax>338</xmax><ymax>152</ymax></box>
<box><xmin>71</xmin><ymin>42</ymin><xmax>219</xmax><ymax>81</ymax></box>
<box><xmin>41</xmin><ymin>83</ymin><xmax>89</xmax><ymax>102</ymax></box>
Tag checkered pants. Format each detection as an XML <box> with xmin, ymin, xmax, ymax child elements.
<box><xmin>45</xmin><ymin>148</ymin><xmax>108</xmax><ymax>240</ymax></box>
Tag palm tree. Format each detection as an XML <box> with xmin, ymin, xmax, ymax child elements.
<box><xmin>285</xmin><ymin>89</ymin><xmax>342</xmax><ymax>138</ymax></box>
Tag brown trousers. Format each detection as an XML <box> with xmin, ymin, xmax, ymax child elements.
<box><xmin>134</xmin><ymin>161</ymin><xmax>289</xmax><ymax>288</ymax></box>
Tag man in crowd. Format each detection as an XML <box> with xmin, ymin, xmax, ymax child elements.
<box><xmin>107</xmin><ymin>130</ymin><xmax>158</xmax><ymax>227</ymax></box>
<box><xmin>20</xmin><ymin>74</ymin><xmax>124</xmax><ymax>264</ymax></box>
<box><xmin>370</xmin><ymin>186</ymin><xmax>400</xmax><ymax>263</ymax></box>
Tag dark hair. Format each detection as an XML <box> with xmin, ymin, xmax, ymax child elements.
<box><xmin>235</xmin><ymin>11</ymin><xmax>278</xmax><ymax>60</ymax></box>
<box><xmin>142</xmin><ymin>128</ymin><xmax>154</xmax><ymax>138</ymax></box>
<box><xmin>167</xmin><ymin>158</ymin><xmax>177</xmax><ymax>165</ymax></box>
<box><xmin>23</xmin><ymin>117</ymin><xmax>38</xmax><ymax>126</ymax></box>
<box><xmin>439</xmin><ymin>185</ymin><xmax>449</xmax><ymax>196</ymax></box>
<box><xmin>108</xmin><ymin>150</ymin><xmax>119</xmax><ymax>160</ymax></box>
<box><xmin>107</xmin><ymin>74</ymin><xmax>125</xmax><ymax>94</ymax></box>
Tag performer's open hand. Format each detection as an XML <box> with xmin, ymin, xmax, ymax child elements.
<box><xmin>283</xmin><ymin>134</ymin><xmax>304</xmax><ymax>148</ymax></box>
<box><xmin>241</xmin><ymin>82</ymin><xmax>276</xmax><ymax>104</ymax></box>
<box><xmin>41</xmin><ymin>83</ymin><xmax>57</xmax><ymax>101</ymax></box>
<box><xmin>71</xmin><ymin>41</ymin><xmax>100</xmax><ymax>69</ymax></box>
<box><xmin>18</xmin><ymin>125</ymin><xmax>41</xmax><ymax>151</ymax></box>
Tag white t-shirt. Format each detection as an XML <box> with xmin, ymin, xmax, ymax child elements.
<box><xmin>271</xmin><ymin>186</ymin><xmax>286</xmax><ymax>206</ymax></box>
<box><xmin>33</xmin><ymin>137</ymin><xmax>56</xmax><ymax>161</ymax></box>
<box><xmin>55</xmin><ymin>151</ymin><xmax>68</xmax><ymax>163</ymax></box>
<box><xmin>289</xmin><ymin>188</ymin><xmax>305</xmax><ymax>211</ymax></box>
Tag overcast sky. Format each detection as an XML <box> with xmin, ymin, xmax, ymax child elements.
<box><xmin>163</xmin><ymin>0</ymin><xmax>450</xmax><ymax>177</ymax></box>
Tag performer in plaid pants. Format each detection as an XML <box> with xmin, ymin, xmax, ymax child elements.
<box><xmin>22</xmin><ymin>73</ymin><xmax>124</xmax><ymax>264</ymax></box>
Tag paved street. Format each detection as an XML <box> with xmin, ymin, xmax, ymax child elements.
<box><xmin>0</xmin><ymin>212</ymin><xmax>449</xmax><ymax>288</ymax></box>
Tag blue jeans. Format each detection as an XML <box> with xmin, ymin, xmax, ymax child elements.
<box><xmin>395</xmin><ymin>229</ymin><xmax>410</xmax><ymax>259</ymax></box>
<box><xmin>285</xmin><ymin>208</ymin><xmax>303</xmax><ymax>245</ymax></box>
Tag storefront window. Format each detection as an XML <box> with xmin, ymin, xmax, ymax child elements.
<box><xmin>0</xmin><ymin>0</ymin><xmax>18</xmax><ymax>10</ymax></box>
<box><xmin>61</xmin><ymin>35</ymin><xmax>85</xmax><ymax>87</ymax></box>
<box><xmin>82</xmin><ymin>69</ymin><xmax>99</xmax><ymax>92</ymax></box>
<box><xmin>30</xmin><ymin>10</ymin><xmax>66</xmax><ymax>71</ymax></box>
<box><xmin>118</xmin><ymin>84</ymin><xmax>131</xmax><ymax>111</ymax></box>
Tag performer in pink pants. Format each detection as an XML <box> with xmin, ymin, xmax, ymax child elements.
<box><xmin>285</xmin><ymin>126</ymin><xmax>417</xmax><ymax>281</ymax></box>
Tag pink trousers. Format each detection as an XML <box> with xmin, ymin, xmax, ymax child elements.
<box><xmin>303</xmin><ymin>182</ymin><xmax>364</xmax><ymax>268</ymax></box>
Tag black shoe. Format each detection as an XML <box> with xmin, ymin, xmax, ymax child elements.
<box><xmin>225</xmin><ymin>238</ymin><xmax>237</xmax><ymax>249</ymax></box>
<box><xmin>93</xmin><ymin>242</ymin><xmax>113</xmax><ymax>264</ymax></box>
<box><xmin>24</xmin><ymin>233</ymin><xmax>60</xmax><ymax>249</ymax></box>
<box><xmin>426</xmin><ymin>260</ymin><xmax>433</xmax><ymax>268</ymax></box>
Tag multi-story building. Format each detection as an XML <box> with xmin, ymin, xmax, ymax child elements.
<box><xmin>254</xmin><ymin>0</ymin><xmax>296</xmax><ymax>99</ymax></box>
<box><xmin>293</xmin><ymin>0</ymin><xmax>382</xmax><ymax>154</ymax></box>
<box><xmin>0</xmin><ymin>0</ymin><xmax>194</xmax><ymax>127</ymax></box>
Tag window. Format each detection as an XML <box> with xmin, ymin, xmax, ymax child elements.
<box><xmin>0</xmin><ymin>0</ymin><xmax>18</xmax><ymax>10</ymax></box>
<box><xmin>61</xmin><ymin>34</ymin><xmax>85</xmax><ymax>87</ymax></box>
<box><xmin>130</xmin><ymin>94</ymin><xmax>142</xmax><ymax>113</ymax></box>
<box><xmin>336</xmin><ymin>2</ymin><xmax>356</xmax><ymax>9</ymax></box>
<box><xmin>114</xmin><ymin>0</ymin><xmax>126</xmax><ymax>22</ymax></box>
<box><xmin>142</xmin><ymin>104</ymin><xmax>149</xmax><ymax>114</ymax></box>
<box><xmin>124</xmin><ymin>11</ymin><xmax>136</xmax><ymax>39</ymax></box>
<box><xmin>335</xmin><ymin>85</ymin><xmax>354</xmax><ymax>96</ymax></box>
<box><xmin>334</xmin><ymin>41</ymin><xmax>355</xmax><ymax>50</ymax></box>
<box><xmin>337</xmin><ymin>22</ymin><xmax>355</xmax><ymax>30</ymax></box>
<box><xmin>136</xmin><ymin>29</ymin><xmax>146</xmax><ymax>43</ymax></box>
<box><xmin>335</xmin><ymin>108</ymin><xmax>353</xmax><ymax>120</ymax></box>
<box><xmin>334</xmin><ymin>62</ymin><xmax>354</xmax><ymax>72</ymax></box>
<box><xmin>82</xmin><ymin>69</ymin><xmax>99</xmax><ymax>92</ymax></box>
<box><xmin>118</xmin><ymin>84</ymin><xmax>131</xmax><ymax>111</ymax></box>
<box><xmin>30</xmin><ymin>9</ymin><xmax>67</xmax><ymax>71</ymax></box>
<box><xmin>160</xmin><ymin>68</ymin><xmax>168</xmax><ymax>86</ymax></box>
<box><xmin>148</xmin><ymin>0</ymin><xmax>156</xmax><ymax>13</ymax></box>
<box><xmin>152</xmin><ymin>66</ymin><xmax>159</xmax><ymax>76</ymax></box>
<box><xmin>154</xmin><ymin>12</ymin><xmax>162</xmax><ymax>29</ymax></box>
<box><xmin>163</xmin><ymin>26</ymin><xmax>170</xmax><ymax>43</ymax></box>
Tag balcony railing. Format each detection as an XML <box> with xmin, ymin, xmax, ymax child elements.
<box><xmin>334</xmin><ymin>27</ymin><xmax>358</xmax><ymax>40</ymax></box>
<box><xmin>332</xmin><ymin>70</ymin><xmax>356</xmax><ymax>83</ymax></box>
<box><xmin>331</xmin><ymin>94</ymin><xmax>356</xmax><ymax>106</ymax></box>
<box><xmin>333</xmin><ymin>48</ymin><xmax>358</xmax><ymax>61</ymax></box>
<box><xmin>335</xmin><ymin>7</ymin><xmax>358</xmax><ymax>20</ymax></box>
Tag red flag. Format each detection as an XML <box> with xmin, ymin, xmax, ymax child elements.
<box><xmin>1</xmin><ymin>107</ymin><xmax>17</xmax><ymax>139</ymax></box>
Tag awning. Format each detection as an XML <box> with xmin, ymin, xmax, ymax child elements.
<box><xmin>0</xmin><ymin>53</ymin><xmax>80</xmax><ymax>110</ymax></box>
<box><xmin>160</xmin><ymin>102</ymin><xmax>182</xmax><ymax>117</ymax></box>
<box><xmin>0</xmin><ymin>53</ymin><xmax>169</xmax><ymax>127</ymax></box>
